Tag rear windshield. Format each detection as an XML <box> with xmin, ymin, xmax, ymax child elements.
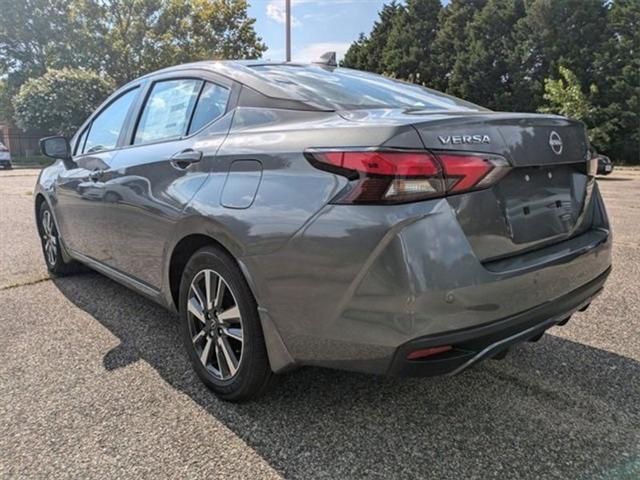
<box><xmin>251</xmin><ymin>65</ymin><xmax>486</xmax><ymax>112</ymax></box>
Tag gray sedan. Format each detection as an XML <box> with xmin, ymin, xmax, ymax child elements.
<box><xmin>35</xmin><ymin>60</ymin><xmax>611</xmax><ymax>401</ymax></box>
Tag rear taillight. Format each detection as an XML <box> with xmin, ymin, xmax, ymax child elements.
<box><xmin>305</xmin><ymin>149</ymin><xmax>510</xmax><ymax>204</ymax></box>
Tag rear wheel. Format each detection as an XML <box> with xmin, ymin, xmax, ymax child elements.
<box><xmin>179</xmin><ymin>246</ymin><xmax>273</xmax><ymax>402</ymax></box>
<box><xmin>38</xmin><ymin>202</ymin><xmax>80</xmax><ymax>276</ymax></box>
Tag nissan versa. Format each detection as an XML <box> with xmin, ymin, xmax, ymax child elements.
<box><xmin>35</xmin><ymin>60</ymin><xmax>611</xmax><ymax>401</ymax></box>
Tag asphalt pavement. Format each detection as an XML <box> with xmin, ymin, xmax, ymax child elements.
<box><xmin>1</xmin><ymin>168</ymin><xmax>638</xmax><ymax>479</ymax></box>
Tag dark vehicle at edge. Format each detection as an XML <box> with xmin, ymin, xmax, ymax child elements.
<box><xmin>595</xmin><ymin>153</ymin><xmax>614</xmax><ymax>175</ymax></box>
<box><xmin>35</xmin><ymin>60</ymin><xmax>612</xmax><ymax>401</ymax></box>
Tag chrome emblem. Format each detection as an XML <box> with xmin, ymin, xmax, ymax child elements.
<box><xmin>549</xmin><ymin>131</ymin><xmax>563</xmax><ymax>155</ymax></box>
<box><xmin>438</xmin><ymin>134</ymin><xmax>490</xmax><ymax>145</ymax></box>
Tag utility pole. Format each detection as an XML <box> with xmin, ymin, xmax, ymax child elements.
<box><xmin>285</xmin><ymin>0</ymin><xmax>291</xmax><ymax>61</ymax></box>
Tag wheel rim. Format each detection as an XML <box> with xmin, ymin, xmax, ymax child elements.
<box><xmin>41</xmin><ymin>210</ymin><xmax>58</xmax><ymax>266</ymax></box>
<box><xmin>187</xmin><ymin>269</ymin><xmax>244</xmax><ymax>380</ymax></box>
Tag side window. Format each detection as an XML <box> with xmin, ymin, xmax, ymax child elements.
<box><xmin>134</xmin><ymin>79</ymin><xmax>202</xmax><ymax>145</ymax></box>
<box><xmin>83</xmin><ymin>88</ymin><xmax>139</xmax><ymax>154</ymax></box>
<box><xmin>188</xmin><ymin>82</ymin><xmax>230</xmax><ymax>135</ymax></box>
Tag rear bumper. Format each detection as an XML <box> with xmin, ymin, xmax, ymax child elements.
<box><xmin>387</xmin><ymin>266</ymin><xmax>610</xmax><ymax>376</ymax></box>
<box><xmin>246</xmin><ymin>186</ymin><xmax>612</xmax><ymax>375</ymax></box>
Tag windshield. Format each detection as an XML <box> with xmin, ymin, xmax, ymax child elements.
<box><xmin>251</xmin><ymin>65</ymin><xmax>486</xmax><ymax>112</ymax></box>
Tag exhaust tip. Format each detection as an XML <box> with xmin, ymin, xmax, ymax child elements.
<box><xmin>579</xmin><ymin>303</ymin><xmax>591</xmax><ymax>312</ymax></box>
<box><xmin>558</xmin><ymin>316</ymin><xmax>572</xmax><ymax>326</ymax></box>
<box><xmin>527</xmin><ymin>332</ymin><xmax>545</xmax><ymax>343</ymax></box>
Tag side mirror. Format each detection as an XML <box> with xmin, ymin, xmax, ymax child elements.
<box><xmin>40</xmin><ymin>136</ymin><xmax>75</xmax><ymax>169</ymax></box>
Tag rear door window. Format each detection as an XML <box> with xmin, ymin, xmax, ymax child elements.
<box><xmin>83</xmin><ymin>87</ymin><xmax>139</xmax><ymax>154</ymax></box>
<box><xmin>188</xmin><ymin>82</ymin><xmax>230</xmax><ymax>135</ymax></box>
<box><xmin>134</xmin><ymin>79</ymin><xmax>202</xmax><ymax>145</ymax></box>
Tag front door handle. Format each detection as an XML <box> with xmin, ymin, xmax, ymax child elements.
<box><xmin>171</xmin><ymin>149</ymin><xmax>202</xmax><ymax>170</ymax></box>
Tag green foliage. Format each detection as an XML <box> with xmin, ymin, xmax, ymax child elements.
<box><xmin>540</xmin><ymin>67</ymin><xmax>593</xmax><ymax>120</ymax></box>
<box><xmin>512</xmin><ymin>0</ymin><xmax>610</xmax><ymax>111</ymax></box>
<box><xmin>342</xmin><ymin>0</ymin><xmax>639</xmax><ymax>164</ymax></box>
<box><xmin>430</xmin><ymin>0</ymin><xmax>486</xmax><ymax>92</ymax></box>
<box><xmin>13</xmin><ymin>68</ymin><xmax>115</xmax><ymax>135</ymax></box>
<box><xmin>342</xmin><ymin>2</ymin><xmax>403</xmax><ymax>73</ymax></box>
<box><xmin>0</xmin><ymin>80</ymin><xmax>13</xmax><ymax>122</ymax></box>
<box><xmin>592</xmin><ymin>0</ymin><xmax>640</xmax><ymax>164</ymax></box>
<box><xmin>71</xmin><ymin>0</ymin><xmax>266</xmax><ymax>85</ymax></box>
<box><xmin>539</xmin><ymin>66</ymin><xmax>610</xmax><ymax>147</ymax></box>
<box><xmin>381</xmin><ymin>0</ymin><xmax>442</xmax><ymax>84</ymax></box>
<box><xmin>447</xmin><ymin>0</ymin><xmax>526</xmax><ymax>111</ymax></box>
<box><xmin>0</xmin><ymin>0</ymin><xmax>266</xmax><ymax>133</ymax></box>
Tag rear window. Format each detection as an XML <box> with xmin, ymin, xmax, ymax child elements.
<box><xmin>251</xmin><ymin>65</ymin><xmax>485</xmax><ymax>112</ymax></box>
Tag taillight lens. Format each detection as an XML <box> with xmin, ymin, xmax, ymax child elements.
<box><xmin>305</xmin><ymin>149</ymin><xmax>510</xmax><ymax>204</ymax></box>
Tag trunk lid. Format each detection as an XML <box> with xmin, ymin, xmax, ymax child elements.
<box><xmin>342</xmin><ymin>110</ymin><xmax>595</xmax><ymax>261</ymax></box>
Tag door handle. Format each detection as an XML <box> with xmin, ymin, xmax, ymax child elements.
<box><xmin>171</xmin><ymin>149</ymin><xmax>202</xmax><ymax>170</ymax></box>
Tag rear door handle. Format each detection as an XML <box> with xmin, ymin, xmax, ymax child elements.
<box><xmin>171</xmin><ymin>149</ymin><xmax>202</xmax><ymax>170</ymax></box>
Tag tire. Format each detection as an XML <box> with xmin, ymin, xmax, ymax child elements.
<box><xmin>38</xmin><ymin>202</ymin><xmax>81</xmax><ymax>276</ymax></box>
<box><xmin>179</xmin><ymin>245</ymin><xmax>274</xmax><ymax>402</ymax></box>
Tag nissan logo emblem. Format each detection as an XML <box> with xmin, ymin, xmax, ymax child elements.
<box><xmin>549</xmin><ymin>131</ymin><xmax>563</xmax><ymax>155</ymax></box>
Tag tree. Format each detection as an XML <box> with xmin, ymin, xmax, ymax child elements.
<box><xmin>512</xmin><ymin>0</ymin><xmax>610</xmax><ymax>111</ymax></box>
<box><xmin>381</xmin><ymin>0</ymin><xmax>442</xmax><ymax>85</ymax></box>
<box><xmin>0</xmin><ymin>0</ymin><xmax>94</xmax><ymax>84</ymax></box>
<box><xmin>539</xmin><ymin>66</ymin><xmax>610</xmax><ymax>148</ymax></box>
<box><xmin>71</xmin><ymin>0</ymin><xmax>266</xmax><ymax>85</ymax></box>
<box><xmin>0</xmin><ymin>0</ymin><xmax>266</xmax><ymax>114</ymax></box>
<box><xmin>13</xmin><ymin>68</ymin><xmax>115</xmax><ymax>135</ymax></box>
<box><xmin>592</xmin><ymin>0</ymin><xmax>639</xmax><ymax>163</ymax></box>
<box><xmin>447</xmin><ymin>0</ymin><xmax>526</xmax><ymax>110</ymax></box>
<box><xmin>430</xmin><ymin>0</ymin><xmax>486</xmax><ymax>91</ymax></box>
<box><xmin>341</xmin><ymin>2</ymin><xmax>402</xmax><ymax>73</ymax></box>
<box><xmin>0</xmin><ymin>81</ymin><xmax>12</xmax><ymax>123</ymax></box>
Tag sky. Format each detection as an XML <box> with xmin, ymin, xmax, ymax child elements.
<box><xmin>247</xmin><ymin>0</ymin><xmax>389</xmax><ymax>62</ymax></box>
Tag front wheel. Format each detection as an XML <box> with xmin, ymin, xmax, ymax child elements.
<box><xmin>179</xmin><ymin>246</ymin><xmax>273</xmax><ymax>402</ymax></box>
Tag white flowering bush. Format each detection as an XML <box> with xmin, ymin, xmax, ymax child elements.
<box><xmin>13</xmin><ymin>69</ymin><xmax>115</xmax><ymax>135</ymax></box>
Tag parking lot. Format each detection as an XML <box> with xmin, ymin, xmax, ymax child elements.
<box><xmin>1</xmin><ymin>168</ymin><xmax>638</xmax><ymax>479</ymax></box>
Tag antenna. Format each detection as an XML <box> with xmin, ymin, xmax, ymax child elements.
<box><xmin>312</xmin><ymin>51</ymin><xmax>337</xmax><ymax>67</ymax></box>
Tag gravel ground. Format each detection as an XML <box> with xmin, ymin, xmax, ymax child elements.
<box><xmin>1</xmin><ymin>168</ymin><xmax>639</xmax><ymax>479</ymax></box>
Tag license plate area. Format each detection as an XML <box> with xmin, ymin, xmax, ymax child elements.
<box><xmin>495</xmin><ymin>165</ymin><xmax>586</xmax><ymax>244</ymax></box>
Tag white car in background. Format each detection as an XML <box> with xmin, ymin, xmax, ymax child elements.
<box><xmin>0</xmin><ymin>141</ymin><xmax>12</xmax><ymax>169</ymax></box>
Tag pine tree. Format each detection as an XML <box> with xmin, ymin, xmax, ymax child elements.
<box><xmin>381</xmin><ymin>0</ymin><xmax>442</xmax><ymax>84</ymax></box>
<box><xmin>447</xmin><ymin>0</ymin><xmax>526</xmax><ymax>110</ymax></box>
<box><xmin>341</xmin><ymin>1</ymin><xmax>402</xmax><ymax>73</ymax></box>
<box><xmin>512</xmin><ymin>0</ymin><xmax>609</xmax><ymax>112</ymax></box>
<box><xmin>592</xmin><ymin>0</ymin><xmax>639</xmax><ymax>163</ymax></box>
<box><xmin>430</xmin><ymin>0</ymin><xmax>487</xmax><ymax>92</ymax></box>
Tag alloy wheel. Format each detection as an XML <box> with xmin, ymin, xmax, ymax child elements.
<box><xmin>187</xmin><ymin>269</ymin><xmax>244</xmax><ymax>380</ymax></box>
<box><xmin>41</xmin><ymin>210</ymin><xmax>58</xmax><ymax>266</ymax></box>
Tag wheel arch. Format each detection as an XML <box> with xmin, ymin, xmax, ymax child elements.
<box><xmin>167</xmin><ymin>233</ymin><xmax>239</xmax><ymax>311</ymax></box>
<box><xmin>166</xmin><ymin>228</ymin><xmax>296</xmax><ymax>373</ymax></box>
<box><xmin>34</xmin><ymin>193</ymin><xmax>47</xmax><ymax>235</ymax></box>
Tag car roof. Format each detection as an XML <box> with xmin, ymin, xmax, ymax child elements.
<box><xmin>128</xmin><ymin>60</ymin><xmax>334</xmax><ymax>110</ymax></box>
